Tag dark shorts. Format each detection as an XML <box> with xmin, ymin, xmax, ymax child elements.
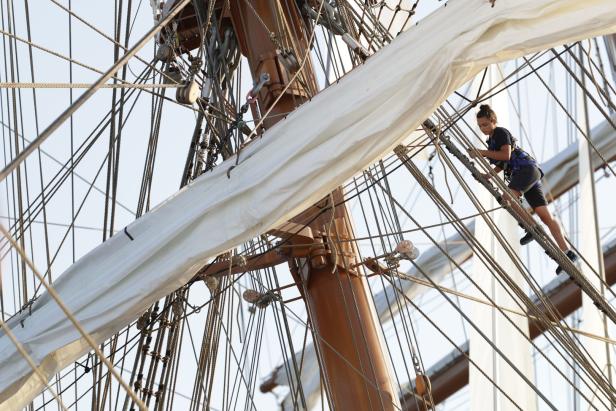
<box><xmin>508</xmin><ymin>166</ymin><xmax>548</xmax><ymax>209</ymax></box>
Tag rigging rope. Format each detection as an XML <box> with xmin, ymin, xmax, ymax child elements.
<box><xmin>0</xmin><ymin>82</ymin><xmax>179</xmax><ymax>89</ymax></box>
<box><xmin>410</xmin><ymin>142</ymin><xmax>616</xmax><ymax>404</ymax></box>
<box><xmin>47</xmin><ymin>0</ymin><xmax>178</xmax><ymax>85</ymax></box>
<box><xmin>0</xmin><ymin>0</ymin><xmax>193</xmax><ymax>183</ymax></box>
<box><xmin>365</xmin><ymin>157</ymin><xmax>616</xmax><ymax>406</ymax></box>
<box><xmin>387</xmin><ymin>268</ymin><xmax>616</xmax><ymax>345</ymax></box>
<box><xmin>424</xmin><ymin>120</ymin><xmax>616</xmax><ymax>390</ymax></box>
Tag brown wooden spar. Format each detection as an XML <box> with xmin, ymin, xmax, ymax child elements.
<box><xmin>287</xmin><ymin>189</ymin><xmax>399</xmax><ymax>410</ymax></box>
<box><xmin>223</xmin><ymin>0</ymin><xmax>397</xmax><ymax>408</ymax></box>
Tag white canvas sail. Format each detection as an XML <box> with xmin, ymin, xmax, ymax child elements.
<box><xmin>2</xmin><ymin>0</ymin><xmax>616</xmax><ymax>408</ymax></box>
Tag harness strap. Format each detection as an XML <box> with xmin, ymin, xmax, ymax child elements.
<box><xmin>488</xmin><ymin>135</ymin><xmax>537</xmax><ymax>171</ymax></box>
<box><xmin>510</xmin><ymin>148</ymin><xmax>537</xmax><ymax>170</ymax></box>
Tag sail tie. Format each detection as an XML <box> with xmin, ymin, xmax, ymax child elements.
<box><xmin>123</xmin><ymin>226</ymin><xmax>135</xmax><ymax>241</ymax></box>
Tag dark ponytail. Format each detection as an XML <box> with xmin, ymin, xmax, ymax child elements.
<box><xmin>476</xmin><ymin>104</ymin><xmax>497</xmax><ymax>123</ymax></box>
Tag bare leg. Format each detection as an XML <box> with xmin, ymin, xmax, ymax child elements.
<box><xmin>504</xmin><ymin>189</ymin><xmax>535</xmax><ymax>226</ymax></box>
<box><xmin>534</xmin><ymin>205</ymin><xmax>568</xmax><ymax>251</ymax></box>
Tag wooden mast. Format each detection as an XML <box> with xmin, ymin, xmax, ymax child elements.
<box><xmin>224</xmin><ymin>0</ymin><xmax>398</xmax><ymax>408</ymax></box>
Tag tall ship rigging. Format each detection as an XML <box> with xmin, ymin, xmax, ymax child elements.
<box><xmin>0</xmin><ymin>0</ymin><xmax>616</xmax><ymax>410</ymax></box>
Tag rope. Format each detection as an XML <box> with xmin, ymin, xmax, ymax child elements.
<box><xmin>0</xmin><ymin>69</ymin><xmax>147</xmax><ymax>260</ymax></box>
<box><xmin>438</xmin><ymin>107</ymin><xmax>616</xmax><ymax>305</ymax></box>
<box><xmin>241</xmin><ymin>0</ymin><xmax>327</xmax><ymax>145</ymax></box>
<box><xmin>387</xmin><ymin>269</ymin><xmax>616</xmax><ymax>346</ymax></box>
<box><xmin>0</xmin><ymin>0</ymin><xmax>193</xmax><ymax>183</ymax></box>
<box><xmin>275</xmin><ymin>299</ymin><xmax>405</xmax><ymax>410</ymax></box>
<box><xmin>21</xmin><ymin>0</ymin><xmax>53</xmax><ymax>289</ymax></box>
<box><xmin>0</xmin><ymin>28</ymin><xmax>109</xmax><ymax>77</ymax></box>
<box><xmin>3</xmin><ymin>0</ymin><xmax>30</xmax><ymax>307</ymax></box>
<box><xmin>427</xmin><ymin>118</ymin><xmax>616</xmax><ymax>385</ymax></box>
<box><xmin>328</xmin><ymin>196</ymin><xmax>396</xmax><ymax>410</ymax></box>
<box><xmin>365</xmin><ymin>163</ymin><xmax>615</xmax><ymax>407</ymax></box>
<box><xmin>0</xmin><ymin>82</ymin><xmax>179</xmax><ymax>89</ymax></box>
<box><xmin>383</xmin><ymin>276</ymin><xmax>527</xmax><ymax>411</ymax></box>
<box><xmin>47</xmin><ymin>0</ymin><xmax>176</xmax><ymax>84</ymax></box>
<box><xmin>414</xmin><ymin>139</ymin><xmax>616</xmax><ymax>404</ymax></box>
<box><xmin>352</xmin><ymin>172</ymin><xmax>422</xmax><ymax>407</ymax></box>
<box><xmin>0</xmin><ymin>69</ymin><xmax>149</xmax><ymax>263</ymax></box>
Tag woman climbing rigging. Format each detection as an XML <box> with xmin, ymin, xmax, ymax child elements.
<box><xmin>468</xmin><ymin>104</ymin><xmax>577</xmax><ymax>274</ymax></box>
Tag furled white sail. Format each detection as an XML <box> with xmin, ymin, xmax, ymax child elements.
<box><xmin>2</xmin><ymin>0</ymin><xmax>616</xmax><ymax>408</ymax></box>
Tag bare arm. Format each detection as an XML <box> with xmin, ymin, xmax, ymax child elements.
<box><xmin>468</xmin><ymin>144</ymin><xmax>511</xmax><ymax>161</ymax></box>
<box><xmin>479</xmin><ymin>144</ymin><xmax>511</xmax><ymax>161</ymax></box>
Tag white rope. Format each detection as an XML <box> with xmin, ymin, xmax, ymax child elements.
<box><xmin>0</xmin><ymin>28</ymin><xmax>106</xmax><ymax>76</ymax></box>
<box><xmin>387</xmin><ymin>270</ymin><xmax>616</xmax><ymax>346</ymax></box>
<box><xmin>0</xmin><ymin>82</ymin><xmax>178</xmax><ymax>89</ymax></box>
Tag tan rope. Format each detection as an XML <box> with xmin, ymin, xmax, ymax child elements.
<box><xmin>47</xmin><ymin>0</ymin><xmax>176</xmax><ymax>84</ymax></box>
<box><xmin>0</xmin><ymin>0</ymin><xmax>192</xmax><ymax>183</ymax></box>
<box><xmin>388</xmin><ymin>267</ymin><xmax>616</xmax><ymax>346</ymax></box>
<box><xmin>0</xmin><ymin>224</ymin><xmax>147</xmax><ymax>410</ymax></box>
<box><xmin>0</xmin><ymin>82</ymin><xmax>178</xmax><ymax>89</ymax></box>
<box><xmin>0</xmin><ymin>28</ymin><xmax>106</xmax><ymax>76</ymax></box>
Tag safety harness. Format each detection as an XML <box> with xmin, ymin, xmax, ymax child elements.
<box><xmin>487</xmin><ymin>131</ymin><xmax>539</xmax><ymax>178</ymax></box>
<box><xmin>509</xmin><ymin>148</ymin><xmax>538</xmax><ymax>171</ymax></box>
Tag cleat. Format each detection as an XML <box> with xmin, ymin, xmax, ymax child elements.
<box><xmin>520</xmin><ymin>231</ymin><xmax>534</xmax><ymax>246</ymax></box>
<box><xmin>556</xmin><ymin>250</ymin><xmax>578</xmax><ymax>275</ymax></box>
